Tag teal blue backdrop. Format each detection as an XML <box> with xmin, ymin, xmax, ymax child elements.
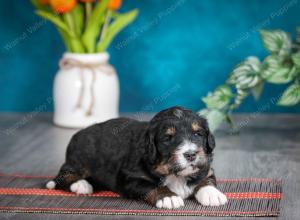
<box><xmin>1</xmin><ymin>0</ymin><xmax>300</xmax><ymax>113</ymax></box>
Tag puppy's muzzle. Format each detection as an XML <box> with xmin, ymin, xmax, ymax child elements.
<box><xmin>183</xmin><ymin>151</ymin><xmax>196</xmax><ymax>162</ymax></box>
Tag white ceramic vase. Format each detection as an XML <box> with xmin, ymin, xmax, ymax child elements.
<box><xmin>53</xmin><ymin>52</ymin><xmax>119</xmax><ymax>128</ymax></box>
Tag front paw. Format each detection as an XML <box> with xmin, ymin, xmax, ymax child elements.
<box><xmin>70</xmin><ymin>179</ymin><xmax>93</xmax><ymax>195</ymax></box>
<box><xmin>156</xmin><ymin>196</ymin><xmax>184</xmax><ymax>209</ymax></box>
<box><xmin>195</xmin><ymin>186</ymin><xmax>227</xmax><ymax>206</ymax></box>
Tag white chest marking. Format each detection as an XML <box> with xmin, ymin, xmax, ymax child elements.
<box><xmin>163</xmin><ymin>175</ymin><xmax>195</xmax><ymax>199</ymax></box>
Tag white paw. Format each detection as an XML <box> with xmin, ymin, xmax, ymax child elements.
<box><xmin>70</xmin><ymin>179</ymin><xmax>93</xmax><ymax>195</ymax></box>
<box><xmin>195</xmin><ymin>185</ymin><xmax>227</xmax><ymax>206</ymax></box>
<box><xmin>46</xmin><ymin>180</ymin><xmax>56</xmax><ymax>189</ymax></box>
<box><xmin>156</xmin><ymin>196</ymin><xmax>184</xmax><ymax>209</ymax></box>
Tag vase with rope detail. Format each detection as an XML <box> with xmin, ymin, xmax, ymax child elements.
<box><xmin>53</xmin><ymin>52</ymin><xmax>119</xmax><ymax>128</ymax></box>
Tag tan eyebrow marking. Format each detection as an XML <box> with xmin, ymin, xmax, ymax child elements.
<box><xmin>166</xmin><ymin>127</ymin><xmax>176</xmax><ymax>135</ymax></box>
<box><xmin>192</xmin><ymin>122</ymin><xmax>201</xmax><ymax>131</ymax></box>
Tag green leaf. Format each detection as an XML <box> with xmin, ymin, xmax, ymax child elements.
<box><xmin>31</xmin><ymin>0</ymin><xmax>49</xmax><ymax>11</ymax></box>
<box><xmin>202</xmin><ymin>85</ymin><xmax>233</xmax><ymax>110</ymax></box>
<box><xmin>277</xmin><ymin>84</ymin><xmax>300</xmax><ymax>106</ymax></box>
<box><xmin>228</xmin><ymin>56</ymin><xmax>262</xmax><ymax>89</ymax></box>
<box><xmin>292</xmin><ymin>52</ymin><xmax>300</xmax><ymax>67</ymax></box>
<box><xmin>37</xmin><ymin>10</ymin><xmax>84</xmax><ymax>52</ymax></box>
<box><xmin>82</xmin><ymin>0</ymin><xmax>109</xmax><ymax>53</ymax></box>
<box><xmin>296</xmin><ymin>27</ymin><xmax>300</xmax><ymax>46</ymax></box>
<box><xmin>97</xmin><ymin>9</ymin><xmax>139</xmax><ymax>52</ymax></box>
<box><xmin>230</xmin><ymin>89</ymin><xmax>249</xmax><ymax>109</ymax></box>
<box><xmin>251</xmin><ymin>82</ymin><xmax>264</xmax><ymax>100</ymax></box>
<box><xmin>262</xmin><ymin>55</ymin><xmax>296</xmax><ymax>84</ymax></box>
<box><xmin>111</xmin><ymin>11</ymin><xmax>121</xmax><ymax>19</ymax></box>
<box><xmin>199</xmin><ymin>109</ymin><xmax>226</xmax><ymax>132</ymax></box>
<box><xmin>36</xmin><ymin>10</ymin><xmax>75</xmax><ymax>38</ymax></box>
<box><xmin>260</xmin><ymin>30</ymin><xmax>291</xmax><ymax>56</ymax></box>
<box><xmin>217</xmin><ymin>84</ymin><xmax>233</xmax><ymax>97</ymax></box>
<box><xmin>266</xmin><ymin>67</ymin><xmax>296</xmax><ymax>84</ymax></box>
<box><xmin>261</xmin><ymin>55</ymin><xmax>281</xmax><ymax>78</ymax></box>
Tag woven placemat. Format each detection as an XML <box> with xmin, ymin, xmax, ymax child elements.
<box><xmin>0</xmin><ymin>173</ymin><xmax>282</xmax><ymax>217</ymax></box>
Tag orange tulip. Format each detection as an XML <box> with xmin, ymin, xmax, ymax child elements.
<box><xmin>39</xmin><ymin>0</ymin><xmax>50</xmax><ymax>5</ymax></box>
<box><xmin>108</xmin><ymin>0</ymin><xmax>122</xmax><ymax>10</ymax></box>
<box><xmin>78</xmin><ymin>0</ymin><xmax>96</xmax><ymax>2</ymax></box>
<box><xmin>50</xmin><ymin>0</ymin><xmax>77</xmax><ymax>13</ymax></box>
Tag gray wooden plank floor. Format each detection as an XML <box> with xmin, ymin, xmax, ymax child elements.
<box><xmin>0</xmin><ymin>113</ymin><xmax>299</xmax><ymax>220</ymax></box>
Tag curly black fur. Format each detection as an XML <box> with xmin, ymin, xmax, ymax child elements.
<box><xmin>49</xmin><ymin>106</ymin><xmax>216</xmax><ymax>205</ymax></box>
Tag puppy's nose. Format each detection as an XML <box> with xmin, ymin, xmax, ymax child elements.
<box><xmin>184</xmin><ymin>151</ymin><xmax>196</xmax><ymax>162</ymax></box>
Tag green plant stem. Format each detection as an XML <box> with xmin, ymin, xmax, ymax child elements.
<box><xmin>225</xmin><ymin>114</ymin><xmax>237</xmax><ymax>132</ymax></box>
<box><xmin>82</xmin><ymin>0</ymin><xmax>109</xmax><ymax>53</ymax></box>
<box><xmin>63</xmin><ymin>13</ymin><xmax>85</xmax><ymax>53</ymax></box>
<box><xmin>58</xmin><ymin>29</ymin><xmax>72</xmax><ymax>52</ymax></box>
<box><xmin>64</xmin><ymin>13</ymin><xmax>75</xmax><ymax>34</ymax></box>
<box><xmin>100</xmin><ymin>10</ymin><xmax>112</xmax><ymax>42</ymax></box>
<box><xmin>85</xmin><ymin>2</ymin><xmax>92</xmax><ymax>26</ymax></box>
<box><xmin>69</xmin><ymin>38</ymin><xmax>85</xmax><ymax>53</ymax></box>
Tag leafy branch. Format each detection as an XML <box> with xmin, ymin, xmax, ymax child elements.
<box><xmin>200</xmin><ymin>28</ymin><xmax>300</xmax><ymax>132</ymax></box>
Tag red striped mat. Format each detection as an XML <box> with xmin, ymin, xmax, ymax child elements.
<box><xmin>0</xmin><ymin>173</ymin><xmax>282</xmax><ymax>217</ymax></box>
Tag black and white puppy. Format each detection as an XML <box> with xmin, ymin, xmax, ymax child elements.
<box><xmin>46</xmin><ymin>106</ymin><xmax>227</xmax><ymax>209</ymax></box>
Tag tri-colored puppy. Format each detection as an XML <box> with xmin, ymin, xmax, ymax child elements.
<box><xmin>46</xmin><ymin>106</ymin><xmax>227</xmax><ymax>209</ymax></box>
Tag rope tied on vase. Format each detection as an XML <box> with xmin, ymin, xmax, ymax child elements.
<box><xmin>59</xmin><ymin>57</ymin><xmax>115</xmax><ymax>116</ymax></box>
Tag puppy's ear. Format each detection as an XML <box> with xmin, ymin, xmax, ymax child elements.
<box><xmin>200</xmin><ymin>116</ymin><xmax>215</xmax><ymax>153</ymax></box>
<box><xmin>207</xmin><ymin>132</ymin><xmax>215</xmax><ymax>153</ymax></box>
<box><xmin>146</xmin><ymin>130</ymin><xmax>157</xmax><ymax>164</ymax></box>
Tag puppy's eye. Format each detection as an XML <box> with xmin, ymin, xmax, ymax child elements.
<box><xmin>164</xmin><ymin>134</ymin><xmax>174</xmax><ymax>142</ymax></box>
<box><xmin>194</xmin><ymin>131</ymin><xmax>204</xmax><ymax>137</ymax></box>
